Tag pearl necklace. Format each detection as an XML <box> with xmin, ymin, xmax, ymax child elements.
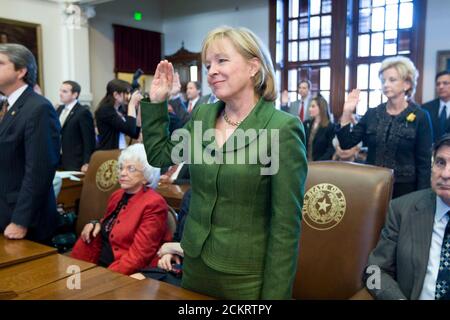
<box><xmin>223</xmin><ymin>110</ymin><xmax>241</xmax><ymax>126</ymax></box>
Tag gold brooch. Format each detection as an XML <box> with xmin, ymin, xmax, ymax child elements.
<box><xmin>406</xmin><ymin>113</ymin><xmax>416</xmax><ymax>122</ymax></box>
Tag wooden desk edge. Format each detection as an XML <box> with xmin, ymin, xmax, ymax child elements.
<box><xmin>0</xmin><ymin>248</ymin><xmax>57</xmax><ymax>269</ymax></box>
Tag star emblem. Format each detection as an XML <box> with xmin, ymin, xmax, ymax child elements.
<box><xmin>317</xmin><ymin>198</ymin><xmax>331</xmax><ymax>213</ymax></box>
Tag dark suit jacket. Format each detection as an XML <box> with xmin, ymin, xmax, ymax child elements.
<box><xmin>303</xmin><ymin>120</ymin><xmax>335</xmax><ymax>161</ymax></box>
<box><xmin>0</xmin><ymin>86</ymin><xmax>60</xmax><ymax>241</ymax></box>
<box><xmin>422</xmin><ymin>98</ymin><xmax>450</xmax><ymax>143</ymax></box>
<box><xmin>169</xmin><ymin>96</ymin><xmax>205</xmax><ymax>126</ymax></box>
<box><xmin>173</xmin><ymin>188</ymin><xmax>191</xmax><ymax>243</ymax></box>
<box><xmin>169</xmin><ymin>96</ymin><xmax>189</xmax><ymax>125</ymax></box>
<box><xmin>57</xmin><ymin>103</ymin><xmax>96</xmax><ymax>170</ymax></box>
<box><xmin>363</xmin><ymin>189</ymin><xmax>437</xmax><ymax>300</ymax></box>
<box><xmin>94</xmin><ymin>104</ymin><xmax>140</xmax><ymax>150</ymax></box>
<box><xmin>142</xmin><ymin>98</ymin><xmax>307</xmax><ymax>299</ymax></box>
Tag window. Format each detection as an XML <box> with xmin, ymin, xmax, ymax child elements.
<box><xmin>281</xmin><ymin>0</ymin><xmax>333</xmax><ymax>103</ymax></box>
<box><xmin>272</xmin><ymin>0</ymin><xmax>426</xmax><ymax>117</ymax></box>
<box><xmin>351</xmin><ymin>0</ymin><xmax>416</xmax><ymax>115</ymax></box>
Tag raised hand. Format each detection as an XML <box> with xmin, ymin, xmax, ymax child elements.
<box><xmin>281</xmin><ymin>90</ymin><xmax>289</xmax><ymax>105</ymax></box>
<box><xmin>343</xmin><ymin>89</ymin><xmax>360</xmax><ymax>114</ymax></box>
<box><xmin>150</xmin><ymin>60</ymin><xmax>174</xmax><ymax>103</ymax></box>
<box><xmin>170</xmin><ymin>72</ymin><xmax>181</xmax><ymax>97</ymax></box>
<box><xmin>341</xmin><ymin>89</ymin><xmax>360</xmax><ymax>126</ymax></box>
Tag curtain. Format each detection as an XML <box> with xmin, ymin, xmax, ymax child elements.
<box><xmin>113</xmin><ymin>24</ymin><xmax>161</xmax><ymax>74</ymax></box>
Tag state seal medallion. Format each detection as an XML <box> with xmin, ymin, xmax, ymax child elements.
<box><xmin>302</xmin><ymin>183</ymin><xmax>346</xmax><ymax>231</ymax></box>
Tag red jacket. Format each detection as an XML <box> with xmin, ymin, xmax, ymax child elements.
<box><xmin>71</xmin><ymin>187</ymin><xmax>171</xmax><ymax>275</ymax></box>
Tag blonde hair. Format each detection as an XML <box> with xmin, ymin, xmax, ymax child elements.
<box><xmin>379</xmin><ymin>56</ymin><xmax>418</xmax><ymax>99</ymax></box>
<box><xmin>201</xmin><ymin>26</ymin><xmax>277</xmax><ymax>101</ymax></box>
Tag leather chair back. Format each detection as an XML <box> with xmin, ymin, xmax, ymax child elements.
<box><xmin>167</xmin><ymin>206</ymin><xmax>178</xmax><ymax>237</ymax></box>
<box><xmin>293</xmin><ymin>161</ymin><xmax>394</xmax><ymax>299</ymax></box>
<box><xmin>76</xmin><ymin>149</ymin><xmax>121</xmax><ymax>235</ymax></box>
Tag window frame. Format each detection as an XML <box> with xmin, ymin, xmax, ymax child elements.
<box><xmin>270</xmin><ymin>0</ymin><xmax>427</xmax><ymax>119</ymax></box>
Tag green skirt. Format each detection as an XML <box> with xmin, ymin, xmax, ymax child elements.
<box><xmin>181</xmin><ymin>255</ymin><xmax>263</xmax><ymax>300</ymax></box>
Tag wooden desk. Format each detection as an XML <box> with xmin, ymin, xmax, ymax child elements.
<box><xmin>0</xmin><ymin>236</ymin><xmax>57</xmax><ymax>268</ymax></box>
<box><xmin>91</xmin><ymin>276</ymin><xmax>212</xmax><ymax>300</ymax></box>
<box><xmin>16</xmin><ymin>266</ymin><xmax>137</xmax><ymax>300</ymax></box>
<box><xmin>0</xmin><ymin>237</ymin><xmax>213</xmax><ymax>300</ymax></box>
<box><xmin>57</xmin><ymin>178</ymin><xmax>83</xmax><ymax>212</ymax></box>
<box><xmin>0</xmin><ymin>254</ymin><xmax>95</xmax><ymax>296</ymax></box>
<box><xmin>12</xmin><ymin>259</ymin><xmax>212</xmax><ymax>300</ymax></box>
<box><xmin>156</xmin><ymin>183</ymin><xmax>190</xmax><ymax>210</ymax></box>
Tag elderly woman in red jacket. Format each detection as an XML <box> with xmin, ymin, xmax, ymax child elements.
<box><xmin>71</xmin><ymin>143</ymin><xmax>171</xmax><ymax>275</ymax></box>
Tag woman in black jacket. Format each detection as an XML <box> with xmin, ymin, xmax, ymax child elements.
<box><xmin>95</xmin><ymin>79</ymin><xmax>141</xmax><ymax>150</ymax></box>
<box><xmin>337</xmin><ymin>56</ymin><xmax>432</xmax><ymax>198</ymax></box>
<box><xmin>303</xmin><ymin>95</ymin><xmax>335</xmax><ymax>161</ymax></box>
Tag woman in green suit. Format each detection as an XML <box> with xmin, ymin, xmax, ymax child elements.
<box><xmin>141</xmin><ymin>26</ymin><xmax>307</xmax><ymax>299</ymax></box>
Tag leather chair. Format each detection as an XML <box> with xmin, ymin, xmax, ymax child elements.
<box><xmin>293</xmin><ymin>161</ymin><xmax>394</xmax><ymax>299</ymax></box>
<box><xmin>167</xmin><ymin>206</ymin><xmax>178</xmax><ymax>237</ymax></box>
<box><xmin>75</xmin><ymin>149</ymin><xmax>122</xmax><ymax>236</ymax></box>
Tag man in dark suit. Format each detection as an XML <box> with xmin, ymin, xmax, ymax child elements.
<box><xmin>0</xmin><ymin>44</ymin><xmax>60</xmax><ymax>242</ymax></box>
<box><xmin>364</xmin><ymin>134</ymin><xmax>450</xmax><ymax>299</ymax></box>
<box><xmin>185</xmin><ymin>81</ymin><xmax>201</xmax><ymax>112</ymax></box>
<box><xmin>167</xmin><ymin>76</ymin><xmax>216</xmax><ymax>129</ymax></box>
<box><xmin>422</xmin><ymin>71</ymin><xmax>450</xmax><ymax>143</ymax></box>
<box><xmin>57</xmin><ymin>80</ymin><xmax>96</xmax><ymax>172</ymax></box>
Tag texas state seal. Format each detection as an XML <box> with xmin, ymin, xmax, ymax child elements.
<box><xmin>302</xmin><ymin>183</ymin><xmax>346</xmax><ymax>231</ymax></box>
<box><xmin>96</xmin><ymin>159</ymin><xmax>119</xmax><ymax>192</ymax></box>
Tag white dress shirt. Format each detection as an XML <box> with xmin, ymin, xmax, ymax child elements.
<box><xmin>59</xmin><ymin>99</ymin><xmax>78</xmax><ymax>126</ymax></box>
<box><xmin>170</xmin><ymin>162</ymin><xmax>185</xmax><ymax>181</ymax></box>
<box><xmin>6</xmin><ymin>84</ymin><xmax>28</xmax><ymax>111</ymax></box>
<box><xmin>419</xmin><ymin>196</ymin><xmax>450</xmax><ymax>300</ymax></box>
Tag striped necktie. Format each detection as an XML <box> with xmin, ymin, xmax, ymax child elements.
<box><xmin>435</xmin><ymin>212</ymin><xmax>450</xmax><ymax>300</ymax></box>
<box><xmin>0</xmin><ymin>99</ymin><xmax>9</xmax><ymax>122</ymax></box>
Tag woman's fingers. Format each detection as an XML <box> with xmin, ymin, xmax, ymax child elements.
<box><xmin>92</xmin><ymin>223</ymin><xmax>101</xmax><ymax>238</ymax></box>
<box><xmin>158</xmin><ymin>254</ymin><xmax>173</xmax><ymax>271</ymax></box>
<box><xmin>154</xmin><ymin>62</ymin><xmax>162</xmax><ymax>80</ymax></box>
<box><xmin>150</xmin><ymin>60</ymin><xmax>175</xmax><ymax>102</ymax></box>
<box><xmin>81</xmin><ymin>224</ymin><xmax>93</xmax><ymax>242</ymax></box>
<box><xmin>167</xmin><ymin>62</ymin><xmax>174</xmax><ymax>85</ymax></box>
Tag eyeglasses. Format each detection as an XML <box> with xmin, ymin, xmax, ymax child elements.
<box><xmin>118</xmin><ymin>164</ymin><xmax>143</xmax><ymax>174</ymax></box>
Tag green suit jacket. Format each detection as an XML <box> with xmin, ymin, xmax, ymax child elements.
<box><xmin>141</xmin><ymin>98</ymin><xmax>307</xmax><ymax>299</ymax></box>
